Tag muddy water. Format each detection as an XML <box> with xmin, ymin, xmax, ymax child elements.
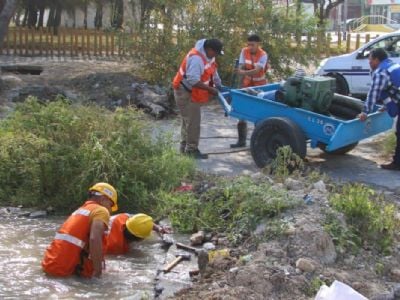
<box><xmin>0</xmin><ymin>216</ymin><xmax>169</xmax><ymax>299</ymax></box>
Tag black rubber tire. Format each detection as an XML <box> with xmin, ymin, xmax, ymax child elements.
<box><xmin>326</xmin><ymin>73</ymin><xmax>349</xmax><ymax>96</ymax></box>
<box><xmin>332</xmin><ymin>94</ymin><xmax>364</xmax><ymax>112</ymax></box>
<box><xmin>329</xmin><ymin>103</ymin><xmax>360</xmax><ymax>120</ymax></box>
<box><xmin>318</xmin><ymin>142</ymin><xmax>358</xmax><ymax>155</ymax></box>
<box><xmin>250</xmin><ymin>117</ymin><xmax>307</xmax><ymax>168</ymax></box>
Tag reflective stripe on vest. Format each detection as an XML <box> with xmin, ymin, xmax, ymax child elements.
<box><xmin>242</xmin><ymin>47</ymin><xmax>267</xmax><ymax>88</ymax></box>
<box><xmin>72</xmin><ymin>208</ymin><xmax>91</xmax><ymax>217</ymax></box>
<box><xmin>54</xmin><ymin>233</ymin><xmax>85</xmax><ymax>248</ymax></box>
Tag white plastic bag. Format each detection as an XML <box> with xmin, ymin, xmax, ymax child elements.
<box><xmin>315</xmin><ymin>280</ymin><xmax>368</xmax><ymax>300</ymax></box>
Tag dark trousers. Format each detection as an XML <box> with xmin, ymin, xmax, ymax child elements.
<box><xmin>394</xmin><ymin>117</ymin><xmax>400</xmax><ymax>165</ymax></box>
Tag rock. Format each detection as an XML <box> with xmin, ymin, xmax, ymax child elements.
<box><xmin>190</xmin><ymin>231</ymin><xmax>205</xmax><ymax>246</ymax></box>
<box><xmin>394</xmin><ymin>284</ymin><xmax>400</xmax><ymax>297</ymax></box>
<box><xmin>295</xmin><ymin>258</ymin><xmax>319</xmax><ymax>273</ymax></box>
<box><xmin>197</xmin><ymin>249</ymin><xmax>209</xmax><ymax>275</ymax></box>
<box><xmin>217</xmin><ymin>237</ymin><xmax>229</xmax><ymax>247</ymax></box>
<box><xmin>390</xmin><ymin>268</ymin><xmax>400</xmax><ymax>281</ymax></box>
<box><xmin>203</xmin><ymin>242</ymin><xmax>216</xmax><ymax>251</ymax></box>
<box><xmin>371</xmin><ymin>293</ymin><xmax>395</xmax><ymax>300</ymax></box>
<box><xmin>284</xmin><ymin>178</ymin><xmax>303</xmax><ymax>191</ymax></box>
<box><xmin>204</xmin><ymin>232</ymin><xmax>213</xmax><ymax>243</ymax></box>
<box><xmin>12</xmin><ymin>85</ymin><xmax>66</xmax><ymax>102</ymax></box>
<box><xmin>229</xmin><ymin>267</ymin><xmax>239</xmax><ymax>273</ymax></box>
<box><xmin>17</xmin><ymin>211</ymin><xmax>31</xmax><ymax>217</ymax></box>
<box><xmin>313</xmin><ymin>180</ymin><xmax>327</xmax><ymax>192</ymax></box>
<box><xmin>258</xmin><ymin>242</ymin><xmax>286</xmax><ymax>258</ymax></box>
<box><xmin>29</xmin><ymin>210</ymin><xmax>47</xmax><ymax>218</ymax></box>
<box><xmin>0</xmin><ymin>207</ymin><xmax>10</xmax><ymax>216</ymax></box>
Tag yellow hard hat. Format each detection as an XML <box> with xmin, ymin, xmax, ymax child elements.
<box><xmin>89</xmin><ymin>182</ymin><xmax>118</xmax><ymax>212</ymax></box>
<box><xmin>126</xmin><ymin>214</ymin><xmax>154</xmax><ymax>238</ymax></box>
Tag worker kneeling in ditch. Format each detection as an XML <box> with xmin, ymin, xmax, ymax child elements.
<box><xmin>106</xmin><ymin>213</ymin><xmax>171</xmax><ymax>255</ymax></box>
<box><xmin>42</xmin><ymin>183</ymin><xmax>118</xmax><ymax>278</ymax></box>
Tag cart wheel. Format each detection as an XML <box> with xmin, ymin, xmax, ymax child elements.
<box><xmin>250</xmin><ymin>117</ymin><xmax>307</xmax><ymax>168</ymax></box>
<box><xmin>318</xmin><ymin>142</ymin><xmax>358</xmax><ymax>155</ymax></box>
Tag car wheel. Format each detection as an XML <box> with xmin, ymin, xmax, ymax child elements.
<box><xmin>327</xmin><ymin>73</ymin><xmax>349</xmax><ymax>95</ymax></box>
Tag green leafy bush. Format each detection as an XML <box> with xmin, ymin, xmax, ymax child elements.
<box><xmin>157</xmin><ymin>176</ymin><xmax>299</xmax><ymax>241</ymax></box>
<box><xmin>329</xmin><ymin>184</ymin><xmax>399</xmax><ymax>254</ymax></box>
<box><xmin>0</xmin><ymin>98</ymin><xmax>195</xmax><ymax>213</ymax></box>
<box><xmin>268</xmin><ymin>146</ymin><xmax>305</xmax><ymax>179</ymax></box>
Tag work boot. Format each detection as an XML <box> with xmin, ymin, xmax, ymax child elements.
<box><xmin>380</xmin><ymin>161</ymin><xmax>400</xmax><ymax>171</ymax></box>
<box><xmin>186</xmin><ymin>149</ymin><xmax>208</xmax><ymax>159</ymax></box>
<box><xmin>230</xmin><ymin>122</ymin><xmax>247</xmax><ymax>148</ymax></box>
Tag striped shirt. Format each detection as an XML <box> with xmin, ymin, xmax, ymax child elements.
<box><xmin>364</xmin><ymin>67</ymin><xmax>390</xmax><ymax>113</ymax></box>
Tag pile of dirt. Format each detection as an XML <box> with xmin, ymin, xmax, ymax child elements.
<box><xmin>172</xmin><ymin>174</ymin><xmax>400</xmax><ymax>300</ymax></box>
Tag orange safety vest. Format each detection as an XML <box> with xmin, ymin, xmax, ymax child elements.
<box><xmin>41</xmin><ymin>201</ymin><xmax>108</xmax><ymax>278</ymax></box>
<box><xmin>172</xmin><ymin>48</ymin><xmax>217</xmax><ymax>103</ymax></box>
<box><xmin>242</xmin><ymin>47</ymin><xmax>268</xmax><ymax>88</ymax></box>
<box><xmin>105</xmin><ymin>213</ymin><xmax>130</xmax><ymax>255</ymax></box>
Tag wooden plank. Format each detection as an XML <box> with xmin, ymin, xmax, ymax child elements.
<box><xmin>326</xmin><ymin>33</ymin><xmax>331</xmax><ymax>56</ymax></box>
<box><xmin>106</xmin><ymin>32</ymin><xmax>109</xmax><ymax>56</ymax></box>
<box><xmin>45</xmin><ymin>30</ymin><xmax>49</xmax><ymax>57</ymax></box>
<box><xmin>346</xmin><ymin>33</ymin><xmax>351</xmax><ymax>53</ymax></box>
<box><xmin>111</xmin><ymin>32</ymin><xmax>115</xmax><ymax>56</ymax></box>
<box><xmin>70</xmin><ymin>30</ymin><xmax>73</xmax><ymax>57</ymax></box>
<box><xmin>366</xmin><ymin>34</ymin><xmax>370</xmax><ymax>43</ymax></box>
<box><xmin>93</xmin><ymin>30</ymin><xmax>97</xmax><ymax>56</ymax></box>
<box><xmin>337</xmin><ymin>31</ymin><xmax>342</xmax><ymax>48</ymax></box>
<box><xmin>74</xmin><ymin>32</ymin><xmax>78</xmax><ymax>56</ymax></box>
<box><xmin>50</xmin><ymin>32</ymin><xmax>54</xmax><ymax>57</ymax></box>
<box><xmin>13</xmin><ymin>28</ymin><xmax>17</xmax><ymax>55</ymax></box>
<box><xmin>86</xmin><ymin>31</ymin><xmax>90</xmax><ymax>56</ymax></box>
<box><xmin>39</xmin><ymin>28</ymin><xmax>43</xmax><ymax>56</ymax></box>
<box><xmin>57</xmin><ymin>29</ymin><xmax>61</xmax><ymax>57</ymax></box>
<box><xmin>18</xmin><ymin>27</ymin><xmax>23</xmax><ymax>55</ymax></box>
<box><xmin>99</xmin><ymin>31</ymin><xmax>103</xmax><ymax>57</ymax></box>
<box><xmin>80</xmin><ymin>31</ymin><xmax>85</xmax><ymax>56</ymax></box>
<box><xmin>5</xmin><ymin>28</ymin><xmax>10</xmax><ymax>55</ymax></box>
<box><xmin>24</xmin><ymin>29</ymin><xmax>28</xmax><ymax>55</ymax></box>
<box><xmin>62</xmin><ymin>29</ymin><xmax>66</xmax><ymax>56</ymax></box>
<box><xmin>355</xmin><ymin>34</ymin><xmax>360</xmax><ymax>50</ymax></box>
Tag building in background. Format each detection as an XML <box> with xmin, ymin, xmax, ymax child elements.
<box><xmin>366</xmin><ymin>0</ymin><xmax>400</xmax><ymax>23</ymax></box>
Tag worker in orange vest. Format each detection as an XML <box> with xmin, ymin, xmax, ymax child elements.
<box><xmin>173</xmin><ymin>39</ymin><xmax>224</xmax><ymax>159</ymax></box>
<box><xmin>231</xmin><ymin>34</ymin><xmax>269</xmax><ymax>148</ymax></box>
<box><xmin>106</xmin><ymin>213</ymin><xmax>171</xmax><ymax>255</ymax></box>
<box><xmin>42</xmin><ymin>183</ymin><xmax>118</xmax><ymax>278</ymax></box>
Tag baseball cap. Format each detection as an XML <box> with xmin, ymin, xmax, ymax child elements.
<box><xmin>205</xmin><ymin>39</ymin><xmax>224</xmax><ymax>55</ymax></box>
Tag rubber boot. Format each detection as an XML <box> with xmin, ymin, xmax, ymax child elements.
<box><xmin>230</xmin><ymin>122</ymin><xmax>247</xmax><ymax>148</ymax></box>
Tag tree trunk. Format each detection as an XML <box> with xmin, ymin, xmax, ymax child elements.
<box><xmin>0</xmin><ymin>0</ymin><xmax>18</xmax><ymax>48</ymax></box>
<box><xmin>53</xmin><ymin>3</ymin><xmax>62</xmax><ymax>35</ymax></box>
<box><xmin>27</xmin><ymin>0</ymin><xmax>37</xmax><ymax>28</ymax></box>
<box><xmin>95</xmin><ymin>1</ymin><xmax>103</xmax><ymax>29</ymax></box>
<box><xmin>83</xmin><ymin>0</ymin><xmax>88</xmax><ymax>29</ymax></box>
<box><xmin>47</xmin><ymin>6</ymin><xmax>54</xmax><ymax>27</ymax></box>
<box><xmin>111</xmin><ymin>0</ymin><xmax>124</xmax><ymax>29</ymax></box>
<box><xmin>37</xmin><ymin>4</ymin><xmax>45</xmax><ymax>28</ymax></box>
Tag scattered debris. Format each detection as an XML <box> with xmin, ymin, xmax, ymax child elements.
<box><xmin>28</xmin><ymin>210</ymin><xmax>47</xmax><ymax>219</ymax></box>
<box><xmin>190</xmin><ymin>231</ymin><xmax>205</xmax><ymax>246</ymax></box>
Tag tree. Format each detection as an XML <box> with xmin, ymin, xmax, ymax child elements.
<box><xmin>0</xmin><ymin>0</ymin><xmax>17</xmax><ymax>48</ymax></box>
<box><xmin>312</xmin><ymin>0</ymin><xmax>345</xmax><ymax>26</ymax></box>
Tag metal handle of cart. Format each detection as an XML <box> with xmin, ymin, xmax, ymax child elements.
<box><xmin>217</xmin><ymin>92</ymin><xmax>232</xmax><ymax>115</ymax></box>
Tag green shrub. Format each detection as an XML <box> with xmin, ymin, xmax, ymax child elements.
<box><xmin>157</xmin><ymin>176</ymin><xmax>299</xmax><ymax>240</ymax></box>
<box><xmin>0</xmin><ymin>98</ymin><xmax>195</xmax><ymax>213</ymax></box>
<box><xmin>268</xmin><ymin>146</ymin><xmax>305</xmax><ymax>179</ymax></box>
<box><xmin>329</xmin><ymin>184</ymin><xmax>399</xmax><ymax>254</ymax></box>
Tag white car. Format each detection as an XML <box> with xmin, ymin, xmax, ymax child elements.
<box><xmin>315</xmin><ymin>31</ymin><xmax>400</xmax><ymax>97</ymax></box>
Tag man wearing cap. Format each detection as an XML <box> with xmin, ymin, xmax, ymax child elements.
<box><xmin>173</xmin><ymin>38</ymin><xmax>224</xmax><ymax>159</ymax></box>
<box><xmin>231</xmin><ymin>34</ymin><xmax>268</xmax><ymax>148</ymax></box>
<box><xmin>42</xmin><ymin>183</ymin><xmax>118</xmax><ymax>278</ymax></box>
<box><xmin>106</xmin><ymin>213</ymin><xmax>171</xmax><ymax>255</ymax></box>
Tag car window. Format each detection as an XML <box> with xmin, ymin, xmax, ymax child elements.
<box><xmin>364</xmin><ymin>36</ymin><xmax>400</xmax><ymax>58</ymax></box>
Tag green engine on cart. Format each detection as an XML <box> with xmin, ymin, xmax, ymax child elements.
<box><xmin>275</xmin><ymin>76</ymin><xmax>336</xmax><ymax>115</ymax></box>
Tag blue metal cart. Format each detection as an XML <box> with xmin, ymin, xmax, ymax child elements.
<box><xmin>218</xmin><ymin>84</ymin><xmax>394</xmax><ymax>168</ymax></box>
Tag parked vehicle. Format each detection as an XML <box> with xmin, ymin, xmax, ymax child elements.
<box><xmin>315</xmin><ymin>31</ymin><xmax>400</xmax><ymax>97</ymax></box>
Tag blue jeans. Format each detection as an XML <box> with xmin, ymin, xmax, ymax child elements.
<box><xmin>394</xmin><ymin>116</ymin><xmax>400</xmax><ymax>165</ymax></box>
